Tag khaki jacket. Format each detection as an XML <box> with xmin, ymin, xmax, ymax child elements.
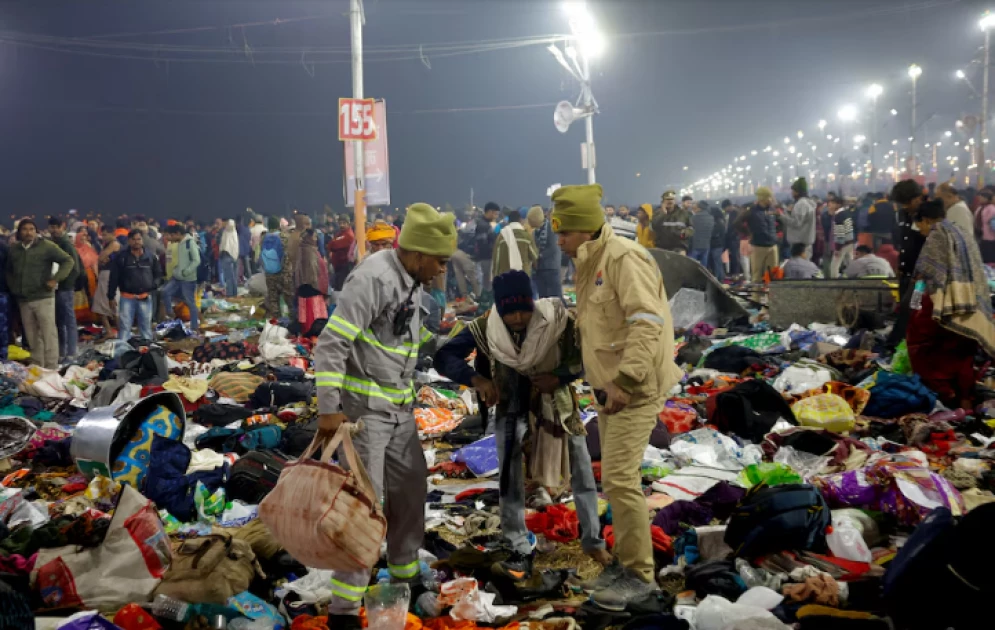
<box><xmin>574</xmin><ymin>224</ymin><xmax>682</xmax><ymax>400</ymax></box>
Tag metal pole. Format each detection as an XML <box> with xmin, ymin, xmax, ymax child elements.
<box><xmin>871</xmin><ymin>96</ymin><xmax>878</xmax><ymax>183</ymax></box>
<box><xmin>982</xmin><ymin>28</ymin><xmax>990</xmax><ymax>187</ymax></box>
<box><xmin>582</xmin><ymin>54</ymin><xmax>596</xmax><ymax>184</ymax></box>
<box><xmin>350</xmin><ymin>0</ymin><xmax>367</xmax><ymax>257</ymax></box>
<box><xmin>911</xmin><ymin>75</ymin><xmax>917</xmax><ymax>175</ymax></box>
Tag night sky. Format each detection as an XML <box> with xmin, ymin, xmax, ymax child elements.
<box><xmin>0</xmin><ymin>0</ymin><xmax>987</xmax><ymax>221</ymax></box>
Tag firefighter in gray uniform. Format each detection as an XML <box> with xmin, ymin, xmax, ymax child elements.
<box><xmin>314</xmin><ymin>203</ymin><xmax>456</xmax><ymax>629</ymax></box>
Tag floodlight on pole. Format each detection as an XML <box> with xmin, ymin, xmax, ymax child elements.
<box><xmin>866</xmin><ymin>84</ymin><xmax>883</xmax><ymax>177</ymax></box>
<box><xmin>818</xmin><ymin>119</ymin><xmax>827</xmax><ymax>131</ymax></box>
<box><xmin>980</xmin><ymin>11</ymin><xmax>993</xmax><ymax>185</ymax></box>
<box><xmin>908</xmin><ymin>64</ymin><xmax>922</xmax><ymax>173</ymax></box>
<box><xmin>837</xmin><ymin>105</ymin><xmax>856</xmax><ymax>194</ymax></box>
<box><xmin>957</xmin><ymin>69</ymin><xmax>967</xmax><ymax>79</ymax></box>
<box><xmin>551</xmin><ymin>0</ymin><xmax>604</xmax><ymax>184</ymax></box>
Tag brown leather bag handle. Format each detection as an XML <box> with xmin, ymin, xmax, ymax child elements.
<box><xmin>299</xmin><ymin>426</ymin><xmax>379</xmax><ymax>505</ymax></box>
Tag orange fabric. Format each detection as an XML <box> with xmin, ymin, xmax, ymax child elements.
<box><xmin>763</xmin><ymin>265</ymin><xmax>784</xmax><ymax>284</ymax></box>
<box><xmin>121</xmin><ymin>292</ymin><xmax>150</xmax><ymax>300</ymax></box>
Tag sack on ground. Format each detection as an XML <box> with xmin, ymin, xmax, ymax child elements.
<box><xmin>152</xmin><ymin>533</ymin><xmax>261</xmax><ymax>604</ymax></box>
<box><xmin>791</xmin><ymin>393</ymin><xmax>855</xmax><ymax>434</ymax></box>
<box><xmin>31</xmin><ymin>485</ymin><xmax>171</xmax><ymax>610</ymax></box>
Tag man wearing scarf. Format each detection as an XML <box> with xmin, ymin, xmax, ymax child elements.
<box><xmin>552</xmin><ymin>183</ymin><xmax>682</xmax><ymax>611</ymax></box>
<box><xmin>435</xmin><ymin>270</ymin><xmax>608</xmax><ymax>580</ymax></box>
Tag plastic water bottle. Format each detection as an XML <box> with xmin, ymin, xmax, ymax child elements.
<box><xmin>909</xmin><ymin>279</ymin><xmax>926</xmax><ymax>310</ymax></box>
<box><xmin>150</xmin><ymin>594</ymin><xmax>190</xmax><ymax>622</ymax></box>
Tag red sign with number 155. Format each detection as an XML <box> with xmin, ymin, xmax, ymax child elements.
<box><xmin>339</xmin><ymin>98</ymin><xmax>377</xmax><ymax>141</ymax></box>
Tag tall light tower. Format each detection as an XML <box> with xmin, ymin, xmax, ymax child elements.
<box><xmin>908</xmin><ymin>64</ymin><xmax>923</xmax><ymax>174</ymax></box>
<box><xmin>979</xmin><ymin>12</ymin><xmax>994</xmax><ymax>185</ymax></box>
<box><xmin>866</xmin><ymin>83</ymin><xmax>883</xmax><ymax>180</ymax></box>
<box><xmin>838</xmin><ymin>105</ymin><xmax>857</xmax><ymax>195</ymax></box>
<box><xmin>549</xmin><ymin>2</ymin><xmax>605</xmax><ymax>184</ymax></box>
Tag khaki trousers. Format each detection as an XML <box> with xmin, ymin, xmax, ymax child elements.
<box><xmin>20</xmin><ymin>297</ymin><xmax>58</xmax><ymax>369</ymax></box>
<box><xmin>749</xmin><ymin>245</ymin><xmax>778</xmax><ymax>301</ymax></box>
<box><xmin>599</xmin><ymin>395</ymin><xmax>662</xmax><ymax>582</ymax></box>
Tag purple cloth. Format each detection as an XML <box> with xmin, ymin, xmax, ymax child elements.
<box><xmin>652</xmin><ymin>500</ymin><xmax>714</xmax><ymax>536</ymax></box>
<box><xmin>696</xmin><ymin>481</ymin><xmax>746</xmax><ymax>520</ymax></box>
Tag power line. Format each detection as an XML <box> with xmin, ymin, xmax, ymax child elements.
<box><xmin>0</xmin><ymin>0</ymin><xmax>957</xmax><ymax>67</ymax></box>
<box><xmin>0</xmin><ymin>100</ymin><xmax>560</xmax><ymax>116</ymax></box>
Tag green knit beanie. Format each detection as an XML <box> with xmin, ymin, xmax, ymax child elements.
<box><xmin>550</xmin><ymin>184</ymin><xmax>606</xmax><ymax>233</ymax></box>
<box><xmin>398</xmin><ymin>203</ymin><xmax>457</xmax><ymax>257</ymax></box>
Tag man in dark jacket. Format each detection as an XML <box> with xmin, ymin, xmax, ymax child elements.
<box><xmin>108</xmin><ymin>229</ymin><xmax>163</xmax><ymax>342</ymax></box>
<box><xmin>722</xmin><ymin>200</ymin><xmax>743</xmax><ymax>277</ymax></box>
<box><xmin>48</xmin><ymin>217</ymin><xmax>83</xmax><ymax>362</ymax></box>
<box><xmin>735</xmin><ymin>187</ymin><xmax>779</xmax><ymax>299</ymax></box>
<box><xmin>707</xmin><ymin>203</ymin><xmax>727</xmax><ymax>281</ymax></box>
<box><xmin>473</xmin><ymin>203</ymin><xmax>500</xmax><ymax>293</ymax></box>
<box><xmin>886</xmin><ymin>180</ymin><xmax>928</xmax><ymax>347</ymax></box>
<box><xmin>5</xmin><ymin>219</ymin><xmax>74</xmax><ymax>369</ymax></box>
<box><xmin>235</xmin><ymin>215</ymin><xmax>252</xmax><ymax>283</ymax></box>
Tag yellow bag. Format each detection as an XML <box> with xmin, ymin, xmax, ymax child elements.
<box><xmin>791</xmin><ymin>393</ymin><xmax>855</xmax><ymax>433</ymax></box>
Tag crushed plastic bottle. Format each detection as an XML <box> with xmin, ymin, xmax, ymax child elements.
<box><xmin>415</xmin><ymin>591</ymin><xmax>441</xmax><ymax>618</ymax></box>
<box><xmin>909</xmin><ymin>279</ymin><xmax>926</xmax><ymax>310</ymax></box>
<box><xmin>150</xmin><ymin>594</ymin><xmax>190</xmax><ymax>622</ymax></box>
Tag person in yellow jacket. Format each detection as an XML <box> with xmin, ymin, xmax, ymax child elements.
<box><xmin>551</xmin><ymin>183</ymin><xmax>683</xmax><ymax>612</ymax></box>
<box><xmin>635</xmin><ymin>203</ymin><xmax>655</xmax><ymax>249</ymax></box>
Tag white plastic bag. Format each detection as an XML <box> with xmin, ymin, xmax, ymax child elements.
<box><xmin>695</xmin><ymin>595</ymin><xmax>789</xmax><ymax>630</ymax></box>
<box><xmin>259</xmin><ymin>321</ymin><xmax>290</xmax><ymax>346</ymax></box>
<box><xmin>826</xmin><ymin>514</ymin><xmax>873</xmax><ymax>563</ymax></box>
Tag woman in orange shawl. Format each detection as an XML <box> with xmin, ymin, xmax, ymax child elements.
<box><xmin>74</xmin><ymin>230</ymin><xmax>99</xmax><ymax>324</ymax></box>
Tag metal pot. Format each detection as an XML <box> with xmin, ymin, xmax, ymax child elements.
<box><xmin>70</xmin><ymin>391</ymin><xmax>186</xmax><ymax>479</ymax></box>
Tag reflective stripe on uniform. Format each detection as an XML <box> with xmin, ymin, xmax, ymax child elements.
<box><xmin>419</xmin><ymin>327</ymin><xmax>433</xmax><ymax>344</ymax></box>
<box><xmin>326</xmin><ymin>315</ymin><xmax>361</xmax><ymax>341</ymax></box>
<box><xmin>357</xmin><ymin>330</ymin><xmax>419</xmax><ymax>357</ymax></box>
<box><xmin>315</xmin><ymin>371</ymin><xmax>414</xmax><ymax>405</ymax></box>
<box><xmin>388</xmin><ymin>560</ymin><xmax>420</xmax><ymax>579</ymax></box>
<box><xmin>330</xmin><ymin>578</ymin><xmax>367</xmax><ymax>602</ymax></box>
<box><xmin>626</xmin><ymin>312</ymin><xmax>667</xmax><ymax>327</ymax></box>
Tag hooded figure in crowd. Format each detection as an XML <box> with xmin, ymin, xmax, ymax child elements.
<box><xmin>635</xmin><ymin>204</ymin><xmax>655</xmax><ymax>249</ymax></box>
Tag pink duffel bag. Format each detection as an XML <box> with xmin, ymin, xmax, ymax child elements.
<box><xmin>260</xmin><ymin>425</ymin><xmax>385</xmax><ymax>571</ymax></box>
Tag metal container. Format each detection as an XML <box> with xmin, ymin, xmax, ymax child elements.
<box><xmin>0</xmin><ymin>416</ymin><xmax>37</xmax><ymax>459</ymax></box>
<box><xmin>70</xmin><ymin>391</ymin><xmax>186</xmax><ymax>479</ymax></box>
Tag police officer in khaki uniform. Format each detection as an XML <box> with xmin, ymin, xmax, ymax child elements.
<box><xmin>552</xmin><ymin>184</ymin><xmax>683</xmax><ymax>611</ymax></box>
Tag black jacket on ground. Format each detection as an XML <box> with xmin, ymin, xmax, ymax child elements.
<box><xmin>107</xmin><ymin>248</ymin><xmax>162</xmax><ymax>299</ymax></box>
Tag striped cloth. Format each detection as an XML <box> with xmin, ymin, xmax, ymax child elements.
<box><xmin>209</xmin><ymin>372</ymin><xmax>265</xmax><ymax>403</ymax></box>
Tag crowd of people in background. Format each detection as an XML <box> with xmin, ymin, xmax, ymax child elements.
<box><xmin>4</xmin><ymin>177</ymin><xmax>995</xmax><ymax>400</ymax></box>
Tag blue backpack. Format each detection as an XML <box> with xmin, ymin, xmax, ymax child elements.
<box><xmin>724</xmin><ymin>483</ymin><xmax>830</xmax><ymax>558</ymax></box>
<box><xmin>261</xmin><ymin>233</ymin><xmax>284</xmax><ymax>274</ymax></box>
